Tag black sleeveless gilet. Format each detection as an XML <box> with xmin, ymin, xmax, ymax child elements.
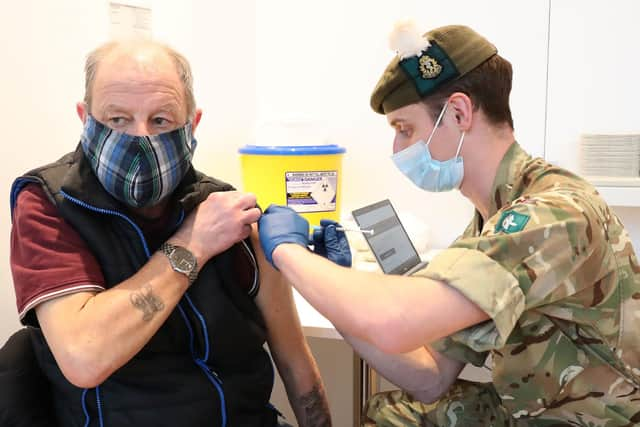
<box><xmin>10</xmin><ymin>145</ymin><xmax>277</xmax><ymax>427</ymax></box>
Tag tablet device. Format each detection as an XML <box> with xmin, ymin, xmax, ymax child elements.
<box><xmin>352</xmin><ymin>199</ymin><xmax>428</xmax><ymax>276</ymax></box>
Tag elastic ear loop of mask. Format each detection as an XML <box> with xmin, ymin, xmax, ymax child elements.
<box><xmin>425</xmin><ymin>102</ymin><xmax>449</xmax><ymax>148</ymax></box>
<box><xmin>426</xmin><ymin>101</ymin><xmax>466</xmax><ymax>159</ymax></box>
<box><xmin>455</xmin><ymin>131</ymin><xmax>466</xmax><ymax>158</ymax></box>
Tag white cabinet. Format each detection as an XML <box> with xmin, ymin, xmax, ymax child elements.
<box><xmin>545</xmin><ymin>0</ymin><xmax>640</xmax><ymax>206</ymax></box>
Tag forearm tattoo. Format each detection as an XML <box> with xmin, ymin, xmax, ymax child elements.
<box><xmin>297</xmin><ymin>383</ymin><xmax>332</xmax><ymax>427</ymax></box>
<box><xmin>130</xmin><ymin>284</ymin><xmax>165</xmax><ymax>321</ymax></box>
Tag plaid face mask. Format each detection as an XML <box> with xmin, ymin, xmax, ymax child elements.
<box><xmin>80</xmin><ymin>115</ymin><xmax>197</xmax><ymax>208</ymax></box>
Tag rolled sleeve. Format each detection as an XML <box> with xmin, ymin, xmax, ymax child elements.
<box><xmin>419</xmin><ymin>247</ymin><xmax>525</xmax><ymax>353</ymax></box>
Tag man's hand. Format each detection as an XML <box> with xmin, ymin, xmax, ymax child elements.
<box><xmin>311</xmin><ymin>219</ymin><xmax>352</xmax><ymax>267</ymax></box>
<box><xmin>171</xmin><ymin>191</ymin><xmax>262</xmax><ymax>266</ymax></box>
<box><xmin>258</xmin><ymin>205</ymin><xmax>309</xmax><ymax>268</ymax></box>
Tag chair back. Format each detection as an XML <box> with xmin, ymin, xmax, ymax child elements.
<box><xmin>0</xmin><ymin>328</ymin><xmax>56</xmax><ymax>427</ymax></box>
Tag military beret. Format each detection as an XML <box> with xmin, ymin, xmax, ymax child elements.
<box><xmin>370</xmin><ymin>22</ymin><xmax>497</xmax><ymax>114</ymax></box>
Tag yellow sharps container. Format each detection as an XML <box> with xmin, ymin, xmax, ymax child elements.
<box><xmin>238</xmin><ymin>144</ymin><xmax>346</xmax><ymax>227</ymax></box>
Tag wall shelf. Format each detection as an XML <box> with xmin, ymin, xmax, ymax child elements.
<box><xmin>589</xmin><ymin>178</ymin><xmax>640</xmax><ymax>207</ymax></box>
<box><xmin>596</xmin><ymin>186</ymin><xmax>640</xmax><ymax>208</ymax></box>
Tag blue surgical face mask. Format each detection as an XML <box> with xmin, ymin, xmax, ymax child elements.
<box><xmin>391</xmin><ymin>102</ymin><xmax>465</xmax><ymax>192</ymax></box>
<box><xmin>80</xmin><ymin>115</ymin><xmax>197</xmax><ymax>208</ymax></box>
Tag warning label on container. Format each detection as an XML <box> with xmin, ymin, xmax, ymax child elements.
<box><xmin>285</xmin><ymin>170</ymin><xmax>338</xmax><ymax>213</ymax></box>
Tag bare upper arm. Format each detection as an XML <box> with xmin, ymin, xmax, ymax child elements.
<box><xmin>248</xmin><ymin>225</ymin><xmax>318</xmax><ymax>378</ymax></box>
<box><xmin>249</xmin><ymin>228</ymin><xmax>329</xmax><ymax>427</ymax></box>
<box><xmin>34</xmin><ymin>291</ymin><xmax>98</xmax><ymax>382</ymax></box>
<box><xmin>35</xmin><ymin>291</ymin><xmax>97</xmax><ymax>339</ymax></box>
<box><xmin>249</xmin><ymin>226</ymin><xmax>305</xmax><ymax>341</ymax></box>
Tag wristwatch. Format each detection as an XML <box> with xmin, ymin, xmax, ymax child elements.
<box><xmin>160</xmin><ymin>242</ymin><xmax>198</xmax><ymax>285</ymax></box>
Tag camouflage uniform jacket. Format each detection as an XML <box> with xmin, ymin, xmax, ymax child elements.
<box><xmin>414</xmin><ymin>142</ymin><xmax>640</xmax><ymax>425</ymax></box>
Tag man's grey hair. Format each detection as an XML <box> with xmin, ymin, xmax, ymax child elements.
<box><xmin>83</xmin><ymin>40</ymin><xmax>196</xmax><ymax>119</ymax></box>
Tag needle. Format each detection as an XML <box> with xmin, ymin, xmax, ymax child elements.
<box><xmin>336</xmin><ymin>226</ymin><xmax>375</xmax><ymax>236</ymax></box>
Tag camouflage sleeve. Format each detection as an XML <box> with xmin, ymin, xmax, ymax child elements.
<box><xmin>419</xmin><ymin>191</ymin><xmax>601</xmax><ymax>354</ymax></box>
<box><xmin>430</xmin><ymin>335</ymin><xmax>488</xmax><ymax>367</ymax></box>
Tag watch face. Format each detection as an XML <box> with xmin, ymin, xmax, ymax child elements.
<box><xmin>169</xmin><ymin>246</ymin><xmax>196</xmax><ymax>274</ymax></box>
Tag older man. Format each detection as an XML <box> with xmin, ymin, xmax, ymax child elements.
<box><xmin>9</xmin><ymin>40</ymin><xmax>330</xmax><ymax>427</ymax></box>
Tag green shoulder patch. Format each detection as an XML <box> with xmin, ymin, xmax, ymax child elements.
<box><xmin>495</xmin><ymin>210</ymin><xmax>530</xmax><ymax>234</ymax></box>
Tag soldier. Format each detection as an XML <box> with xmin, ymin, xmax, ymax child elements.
<box><xmin>257</xmin><ymin>22</ymin><xmax>640</xmax><ymax>426</ymax></box>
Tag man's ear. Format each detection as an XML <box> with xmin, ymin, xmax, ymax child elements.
<box><xmin>447</xmin><ymin>92</ymin><xmax>473</xmax><ymax>132</ymax></box>
<box><xmin>191</xmin><ymin>109</ymin><xmax>203</xmax><ymax>133</ymax></box>
<box><xmin>76</xmin><ymin>102</ymin><xmax>88</xmax><ymax>124</ymax></box>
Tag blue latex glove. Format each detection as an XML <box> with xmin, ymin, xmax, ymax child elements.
<box><xmin>258</xmin><ymin>204</ymin><xmax>310</xmax><ymax>268</ymax></box>
<box><xmin>311</xmin><ymin>219</ymin><xmax>352</xmax><ymax>267</ymax></box>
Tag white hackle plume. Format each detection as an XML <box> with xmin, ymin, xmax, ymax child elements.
<box><xmin>389</xmin><ymin>20</ymin><xmax>430</xmax><ymax>59</ymax></box>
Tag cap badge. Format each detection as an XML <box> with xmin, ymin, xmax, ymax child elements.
<box><xmin>419</xmin><ymin>55</ymin><xmax>442</xmax><ymax>79</ymax></box>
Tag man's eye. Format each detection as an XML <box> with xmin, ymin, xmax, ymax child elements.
<box><xmin>152</xmin><ymin>117</ymin><xmax>170</xmax><ymax>126</ymax></box>
<box><xmin>108</xmin><ymin>117</ymin><xmax>127</xmax><ymax>126</ymax></box>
